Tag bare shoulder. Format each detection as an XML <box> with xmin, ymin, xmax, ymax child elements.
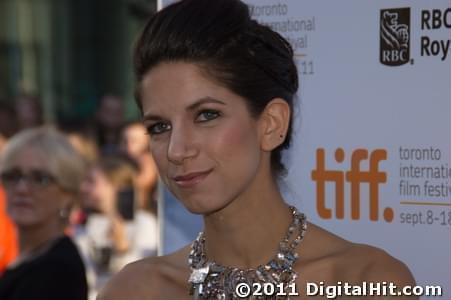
<box><xmin>300</xmin><ymin>224</ymin><xmax>417</xmax><ymax>299</ymax></box>
<box><xmin>301</xmin><ymin>223</ymin><xmax>415</xmax><ymax>284</ymax></box>
<box><xmin>352</xmin><ymin>243</ymin><xmax>416</xmax><ymax>285</ymax></box>
<box><xmin>97</xmin><ymin>245</ymin><xmax>192</xmax><ymax>300</ymax></box>
<box><xmin>344</xmin><ymin>243</ymin><xmax>418</xmax><ymax>299</ymax></box>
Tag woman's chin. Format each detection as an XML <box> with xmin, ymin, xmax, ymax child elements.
<box><xmin>10</xmin><ymin>215</ymin><xmax>39</xmax><ymax>228</ymax></box>
<box><xmin>8</xmin><ymin>208</ymin><xmax>46</xmax><ymax>228</ymax></box>
<box><xmin>181</xmin><ymin>197</ymin><xmax>230</xmax><ymax>216</ymax></box>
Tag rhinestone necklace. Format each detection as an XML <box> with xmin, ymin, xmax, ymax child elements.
<box><xmin>188</xmin><ymin>206</ymin><xmax>307</xmax><ymax>300</ymax></box>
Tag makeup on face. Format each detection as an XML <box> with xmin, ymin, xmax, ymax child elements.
<box><xmin>138</xmin><ymin>62</ymin><xmax>264</xmax><ymax>214</ymax></box>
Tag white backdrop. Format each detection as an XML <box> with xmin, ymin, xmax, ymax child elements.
<box><xmin>158</xmin><ymin>0</ymin><xmax>451</xmax><ymax>297</ymax></box>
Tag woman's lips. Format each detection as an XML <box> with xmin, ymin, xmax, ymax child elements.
<box><xmin>172</xmin><ymin>169</ymin><xmax>212</xmax><ymax>188</ymax></box>
<box><xmin>10</xmin><ymin>201</ymin><xmax>33</xmax><ymax>210</ymax></box>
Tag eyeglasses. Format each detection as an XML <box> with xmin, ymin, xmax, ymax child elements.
<box><xmin>0</xmin><ymin>168</ymin><xmax>58</xmax><ymax>190</ymax></box>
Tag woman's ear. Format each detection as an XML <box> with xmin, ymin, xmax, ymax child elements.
<box><xmin>259</xmin><ymin>98</ymin><xmax>290</xmax><ymax>152</ymax></box>
<box><xmin>60</xmin><ymin>192</ymin><xmax>75</xmax><ymax>212</ymax></box>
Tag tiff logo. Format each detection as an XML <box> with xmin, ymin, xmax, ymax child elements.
<box><xmin>311</xmin><ymin>148</ymin><xmax>393</xmax><ymax>222</ymax></box>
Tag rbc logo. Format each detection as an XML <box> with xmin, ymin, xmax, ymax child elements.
<box><xmin>380</xmin><ymin>8</ymin><xmax>411</xmax><ymax>66</ymax></box>
<box><xmin>311</xmin><ymin>148</ymin><xmax>394</xmax><ymax>222</ymax></box>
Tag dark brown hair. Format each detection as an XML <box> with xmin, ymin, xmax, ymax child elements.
<box><xmin>134</xmin><ymin>0</ymin><xmax>299</xmax><ymax>176</ymax></box>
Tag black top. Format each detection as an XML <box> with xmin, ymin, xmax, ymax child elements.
<box><xmin>0</xmin><ymin>236</ymin><xmax>88</xmax><ymax>300</ymax></box>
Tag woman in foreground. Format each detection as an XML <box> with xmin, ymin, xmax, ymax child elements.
<box><xmin>99</xmin><ymin>0</ymin><xmax>416</xmax><ymax>299</ymax></box>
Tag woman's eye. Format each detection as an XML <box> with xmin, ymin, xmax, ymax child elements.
<box><xmin>197</xmin><ymin>110</ymin><xmax>220</xmax><ymax>122</ymax></box>
<box><xmin>147</xmin><ymin>122</ymin><xmax>171</xmax><ymax>135</ymax></box>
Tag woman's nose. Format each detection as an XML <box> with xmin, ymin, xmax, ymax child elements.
<box><xmin>12</xmin><ymin>177</ymin><xmax>33</xmax><ymax>194</ymax></box>
<box><xmin>167</xmin><ymin>127</ymin><xmax>198</xmax><ymax>165</ymax></box>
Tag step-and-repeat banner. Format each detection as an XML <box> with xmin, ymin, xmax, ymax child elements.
<box><xmin>158</xmin><ymin>0</ymin><xmax>451</xmax><ymax>295</ymax></box>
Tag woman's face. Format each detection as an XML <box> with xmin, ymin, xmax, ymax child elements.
<box><xmin>140</xmin><ymin>62</ymin><xmax>265</xmax><ymax>214</ymax></box>
<box><xmin>2</xmin><ymin>147</ymin><xmax>72</xmax><ymax>228</ymax></box>
<box><xmin>80</xmin><ymin>167</ymin><xmax>115</xmax><ymax>213</ymax></box>
<box><xmin>120</xmin><ymin>123</ymin><xmax>150</xmax><ymax>158</ymax></box>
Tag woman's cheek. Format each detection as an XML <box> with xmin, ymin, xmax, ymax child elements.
<box><xmin>150</xmin><ymin>141</ymin><xmax>167</xmax><ymax>171</ymax></box>
<box><xmin>213</xmin><ymin>121</ymin><xmax>259</xmax><ymax>162</ymax></box>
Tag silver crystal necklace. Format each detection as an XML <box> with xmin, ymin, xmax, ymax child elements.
<box><xmin>188</xmin><ymin>206</ymin><xmax>307</xmax><ymax>300</ymax></box>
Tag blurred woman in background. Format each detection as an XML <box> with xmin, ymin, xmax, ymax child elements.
<box><xmin>0</xmin><ymin>127</ymin><xmax>87</xmax><ymax>300</ymax></box>
<box><xmin>120</xmin><ymin>121</ymin><xmax>159</xmax><ymax>213</ymax></box>
<box><xmin>77</xmin><ymin>155</ymin><xmax>158</xmax><ymax>299</ymax></box>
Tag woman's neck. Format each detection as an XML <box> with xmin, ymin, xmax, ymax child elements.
<box><xmin>203</xmin><ymin>170</ymin><xmax>293</xmax><ymax>269</ymax></box>
<box><xmin>19</xmin><ymin>221</ymin><xmax>64</xmax><ymax>255</ymax></box>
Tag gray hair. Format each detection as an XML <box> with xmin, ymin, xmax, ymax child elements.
<box><xmin>0</xmin><ymin>126</ymin><xmax>85</xmax><ymax>193</ymax></box>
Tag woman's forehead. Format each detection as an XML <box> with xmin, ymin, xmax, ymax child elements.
<box><xmin>142</xmin><ymin>63</ymin><xmax>214</xmax><ymax>99</ymax></box>
<box><xmin>6</xmin><ymin>147</ymin><xmax>49</xmax><ymax>170</ymax></box>
<box><xmin>140</xmin><ymin>62</ymin><xmax>246</xmax><ymax>116</ymax></box>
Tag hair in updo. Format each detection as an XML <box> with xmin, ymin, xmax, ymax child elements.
<box><xmin>134</xmin><ymin>0</ymin><xmax>299</xmax><ymax>176</ymax></box>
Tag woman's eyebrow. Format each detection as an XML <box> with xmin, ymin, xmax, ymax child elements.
<box><xmin>142</xmin><ymin>114</ymin><xmax>162</xmax><ymax>122</ymax></box>
<box><xmin>142</xmin><ymin>97</ymin><xmax>226</xmax><ymax>121</ymax></box>
<box><xmin>186</xmin><ymin>97</ymin><xmax>226</xmax><ymax>111</ymax></box>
